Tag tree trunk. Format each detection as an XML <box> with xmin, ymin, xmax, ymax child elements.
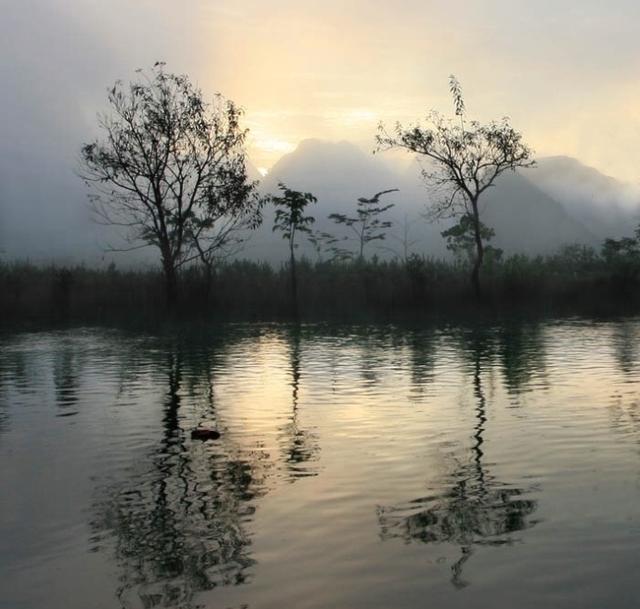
<box><xmin>203</xmin><ymin>263</ymin><xmax>214</xmax><ymax>309</ymax></box>
<box><xmin>470</xmin><ymin>200</ymin><xmax>484</xmax><ymax>300</ymax></box>
<box><xmin>290</xmin><ymin>239</ymin><xmax>299</xmax><ymax>321</ymax></box>
<box><xmin>162</xmin><ymin>257</ymin><xmax>178</xmax><ymax>314</ymax></box>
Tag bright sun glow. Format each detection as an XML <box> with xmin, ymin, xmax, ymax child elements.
<box><xmin>252</xmin><ymin>138</ymin><xmax>297</xmax><ymax>154</ymax></box>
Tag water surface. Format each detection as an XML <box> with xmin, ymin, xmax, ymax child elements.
<box><xmin>1</xmin><ymin>320</ymin><xmax>640</xmax><ymax>608</ymax></box>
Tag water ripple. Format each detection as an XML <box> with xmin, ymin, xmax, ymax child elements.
<box><xmin>2</xmin><ymin>319</ymin><xmax>640</xmax><ymax>608</ymax></box>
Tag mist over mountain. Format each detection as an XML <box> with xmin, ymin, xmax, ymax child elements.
<box><xmin>2</xmin><ymin>138</ymin><xmax>638</xmax><ymax>266</ymax></box>
<box><xmin>251</xmin><ymin>140</ymin><xmax>600</xmax><ymax>262</ymax></box>
<box><xmin>481</xmin><ymin>171</ymin><xmax>595</xmax><ymax>254</ymax></box>
<box><xmin>524</xmin><ymin>156</ymin><xmax>640</xmax><ymax>240</ymax></box>
<box><xmin>250</xmin><ymin>140</ymin><xmax>420</xmax><ymax>261</ymax></box>
<box><xmin>0</xmin><ymin>154</ymin><xmax>116</xmax><ymax>264</ymax></box>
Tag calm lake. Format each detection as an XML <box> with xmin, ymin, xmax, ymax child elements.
<box><xmin>1</xmin><ymin>319</ymin><xmax>640</xmax><ymax>609</ymax></box>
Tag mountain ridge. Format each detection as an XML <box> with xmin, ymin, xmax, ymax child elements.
<box><xmin>251</xmin><ymin>139</ymin><xmax>610</xmax><ymax>261</ymax></box>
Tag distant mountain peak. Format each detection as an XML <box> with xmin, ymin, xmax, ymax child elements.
<box><xmin>262</xmin><ymin>138</ymin><xmax>395</xmax><ymax>196</ymax></box>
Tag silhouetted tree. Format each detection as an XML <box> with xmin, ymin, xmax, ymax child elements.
<box><xmin>271</xmin><ymin>183</ymin><xmax>316</xmax><ymax>318</ymax></box>
<box><xmin>79</xmin><ymin>62</ymin><xmax>262</xmax><ymax>310</ymax></box>
<box><xmin>328</xmin><ymin>189</ymin><xmax>398</xmax><ymax>260</ymax></box>
<box><xmin>377</xmin><ymin>75</ymin><xmax>534</xmax><ymax>298</ymax></box>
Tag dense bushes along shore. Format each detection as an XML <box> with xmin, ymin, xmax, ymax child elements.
<box><xmin>3</xmin><ymin>244</ymin><xmax>640</xmax><ymax>324</ymax></box>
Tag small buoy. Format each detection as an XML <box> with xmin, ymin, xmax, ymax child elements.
<box><xmin>191</xmin><ymin>428</ymin><xmax>221</xmax><ymax>441</ymax></box>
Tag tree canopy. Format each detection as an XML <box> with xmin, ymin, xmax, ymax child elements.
<box><xmin>377</xmin><ymin>76</ymin><xmax>534</xmax><ymax>297</ymax></box>
<box><xmin>79</xmin><ymin>62</ymin><xmax>262</xmax><ymax>307</ymax></box>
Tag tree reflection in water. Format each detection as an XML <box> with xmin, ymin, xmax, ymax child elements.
<box><xmin>377</xmin><ymin>328</ymin><xmax>540</xmax><ymax>588</ymax></box>
<box><xmin>90</xmin><ymin>330</ymin><xmax>318</xmax><ymax>609</ymax></box>
<box><xmin>278</xmin><ymin>326</ymin><xmax>320</xmax><ymax>481</ymax></box>
<box><xmin>0</xmin><ymin>341</ymin><xmax>31</xmax><ymax>438</ymax></box>
<box><xmin>608</xmin><ymin>321</ymin><xmax>640</xmax><ymax>451</ymax></box>
<box><xmin>611</xmin><ymin>320</ymin><xmax>640</xmax><ymax>375</ymax></box>
<box><xmin>53</xmin><ymin>341</ymin><xmax>80</xmax><ymax>417</ymax></box>
<box><xmin>496</xmin><ymin>322</ymin><xmax>547</xmax><ymax>396</ymax></box>
<box><xmin>407</xmin><ymin>328</ymin><xmax>437</xmax><ymax>396</ymax></box>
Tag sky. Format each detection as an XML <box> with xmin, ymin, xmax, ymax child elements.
<box><xmin>1</xmin><ymin>0</ymin><xmax>640</xmax><ymax>241</ymax></box>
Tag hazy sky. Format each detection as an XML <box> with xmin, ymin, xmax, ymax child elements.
<box><xmin>2</xmin><ymin>0</ymin><xmax>640</xmax><ymax>182</ymax></box>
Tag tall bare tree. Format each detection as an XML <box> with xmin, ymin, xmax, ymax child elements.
<box><xmin>377</xmin><ymin>76</ymin><xmax>534</xmax><ymax>298</ymax></box>
<box><xmin>79</xmin><ymin>62</ymin><xmax>262</xmax><ymax>310</ymax></box>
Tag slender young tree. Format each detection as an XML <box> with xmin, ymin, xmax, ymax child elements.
<box><xmin>328</xmin><ymin>189</ymin><xmax>398</xmax><ymax>261</ymax></box>
<box><xmin>376</xmin><ymin>76</ymin><xmax>534</xmax><ymax>298</ymax></box>
<box><xmin>79</xmin><ymin>62</ymin><xmax>261</xmax><ymax>310</ymax></box>
<box><xmin>271</xmin><ymin>183</ymin><xmax>317</xmax><ymax>318</ymax></box>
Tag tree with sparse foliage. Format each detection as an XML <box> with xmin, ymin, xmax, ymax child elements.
<box><xmin>377</xmin><ymin>75</ymin><xmax>534</xmax><ymax>298</ymax></box>
<box><xmin>328</xmin><ymin>189</ymin><xmax>398</xmax><ymax>261</ymax></box>
<box><xmin>271</xmin><ymin>183</ymin><xmax>317</xmax><ymax>317</ymax></box>
<box><xmin>79</xmin><ymin>62</ymin><xmax>262</xmax><ymax>310</ymax></box>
